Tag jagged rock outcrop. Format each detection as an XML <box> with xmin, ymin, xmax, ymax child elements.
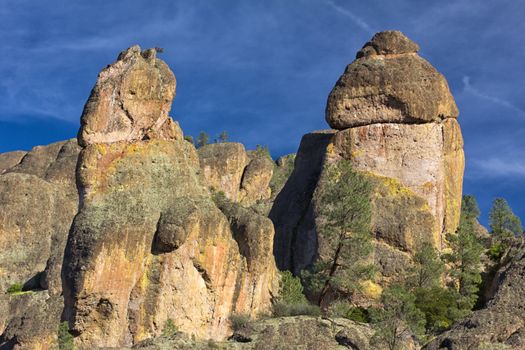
<box><xmin>0</xmin><ymin>140</ymin><xmax>80</xmax><ymax>349</ymax></box>
<box><xmin>197</xmin><ymin>143</ymin><xmax>274</xmax><ymax>206</ymax></box>
<box><xmin>271</xmin><ymin>31</ymin><xmax>464</xmax><ymax>300</ymax></box>
<box><xmin>424</xmin><ymin>240</ymin><xmax>525</xmax><ymax>349</ymax></box>
<box><xmin>78</xmin><ymin>45</ymin><xmax>178</xmax><ymax>146</ymax></box>
<box><xmin>62</xmin><ymin>46</ymin><xmax>278</xmax><ymax>348</ymax></box>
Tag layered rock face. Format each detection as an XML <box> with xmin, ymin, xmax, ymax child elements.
<box><xmin>62</xmin><ymin>46</ymin><xmax>278</xmax><ymax>348</ymax></box>
<box><xmin>0</xmin><ymin>140</ymin><xmax>80</xmax><ymax>349</ymax></box>
<box><xmin>271</xmin><ymin>31</ymin><xmax>464</xmax><ymax>291</ymax></box>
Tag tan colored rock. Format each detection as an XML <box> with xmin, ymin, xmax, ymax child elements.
<box><xmin>0</xmin><ymin>140</ymin><xmax>80</xmax><ymax>349</ymax></box>
<box><xmin>78</xmin><ymin>45</ymin><xmax>178</xmax><ymax>146</ymax></box>
<box><xmin>0</xmin><ymin>151</ymin><xmax>26</xmax><ymax>174</ymax></box>
<box><xmin>239</xmin><ymin>155</ymin><xmax>274</xmax><ymax>205</ymax></box>
<box><xmin>198</xmin><ymin>142</ymin><xmax>248</xmax><ymax>201</ymax></box>
<box><xmin>332</xmin><ymin>120</ymin><xmax>464</xmax><ymax>248</ymax></box>
<box><xmin>326</xmin><ymin>31</ymin><xmax>458</xmax><ymax>129</ymax></box>
<box><xmin>63</xmin><ymin>48</ymin><xmax>278</xmax><ymax>348</ymax></box>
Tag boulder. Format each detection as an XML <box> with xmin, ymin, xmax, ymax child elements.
<box><xmin>198</xmin><ymin>142</ymin><xmax>249</xmax><ymax>201</ymax></box>
<box><xmin>326</xmin><ymin>30</ymin><xmax>458</xmax><ymax>129</ymax></box>
<box><xmin>239</xmin><ymin>155</ymin><xmax>274</xmax><ymax>205</ymax></box>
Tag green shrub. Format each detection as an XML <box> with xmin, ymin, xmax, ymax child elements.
<box><xmin>488</xmin><ymin>242</ymin><xmax>506</xmax><ymax>261</ymax></box>
<box><xmin>211</xmin><ymin>189</ymin><xmax>227</xmax><ymax>207</ymax></box>
<box><xmin>7</xmin><ymin>283</ymin><xmax>23</xmax><ymax>294</ymax></box>
<box><xmin>254</xmin><ymin>145</ymin><xmax>272</xmax><ymax>159</ymax></box>
<box><xmin>57</xmin><ymin>321</ymin><xmax>75</xmax><ymax>350</ymax></box>
<box><xmin>327</xmin><ymin>301</ymin><xmax>369</xmax><ymax>323</ymax></box>
<box><xmin>272</xmin><ymin>301</ymin><xmax>321</xmax><ymax>317</ymax></box>
<box><xmin>162</xmin><ymin>319</ymin><xmax>178</xmax><ymax>337</ymax></box>
<box><xmin>229</xmin><ymin>313</ymin><xmax>251</xmax><ymax>331</ymax></box>
<box><xmin>277</xmin><ymin>271</ymin><xmax>308</xmax><ymax>305</ymax></box>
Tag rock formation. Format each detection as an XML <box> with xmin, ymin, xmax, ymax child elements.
<box><xmin>62</xmin><ymin>46</ymin><xmax>278</xmax><ymax>348</ymax></box>
<box><xmin>130</xmin><ymin>316</ymin><xmax>418</xmax><ymax>349</ymax></box>
<box><xmin>0</xmin><ymin>140</ymin><xmax>80</xmax><ymax>349</ymax></box>
<box><xmin>271</xmin><ymin>31</ymin><xmax>465</xmax><ymax>297</ymax></box>
<box><xmin>424</xmin><ymin>240</ymin><xmax>525</xmax><ymax>349</ymax></box>
<box><xmin>197</xmin><ymin>143</ymin><xmax>274</xmax><ymax>206</ymax></box>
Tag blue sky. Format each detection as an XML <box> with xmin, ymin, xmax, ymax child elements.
<box><xmin>1</xmin><ymin>0</ymin><xmax>524</xmax><ymax>226</ymax></box>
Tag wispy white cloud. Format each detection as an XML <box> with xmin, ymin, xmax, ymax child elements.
<box><xmin>462</xmin><ymin>76</ymin><xmax>525</xmax><ymax>116</ymax></box>
<box><xmin>471</xmin><ymin>157</ymin><xmax>525</xmax><ymax>178</ymax></box>
<box><xmin>326</xmin><ymin>1</ymin><xmax>374</xmax><ymax>34</ymax></box>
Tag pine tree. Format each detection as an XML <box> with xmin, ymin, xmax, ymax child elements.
<box><xmin>302</xmin><ymin>160</ymin><xmax>374</xmax><ymax>306</ymax></box>
<box><xmin>443</xmin><ymin>195</ymin><xmax>484</xmax><ymax>314</ymax></box>
<box><xmin>371</xmin><ymin>284</ymin><xmax>426</xmax><ymax>350</ymax></box>
<box><xmin>196</xmin><ymin>131</ymin><xmax>209</xmax><ymax>148</ymax></box>
<box><xmin>489</xmin><ymin>197</ymin><xmax>523</xmax><ymax>238</ymax></box>
<box><xmin>410</xmin><ymin>242</ymin><xmax>444</xmax><ymax>289</ymax></box>
<box><xmin>217</xmin><ymin>131</ymin><xmax>229</xmax><ymax>143</ymax></box>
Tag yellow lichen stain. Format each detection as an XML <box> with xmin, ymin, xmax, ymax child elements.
<box><xmin>326</xmin><ymin>142</ymin><xmax>336</xmax><ymax>156</ymax></box>
<box><xmin>350</xmin><ymin>149</ymin><xmax>362</xmax><ymax>158</ymax></box>
<box><xmin>360</xmin><ymin>280</ymin><xmax>382</xmax><ymax>300</ymax></box>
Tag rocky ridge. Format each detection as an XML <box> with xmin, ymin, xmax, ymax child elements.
<box><xmin>0</xmin><ymin>31</ymin><xmax>519</xmax><ymax>350</ymax></box>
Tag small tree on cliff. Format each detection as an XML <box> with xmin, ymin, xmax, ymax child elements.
<box><xmin>217</xmin><ymin>131</ymin><xmax>229</xmax><ymax>143</ymax></box>
<box><xmin>443</xmin><ymin>195</ymin><xmax>484</xmax><ymax>314</ymax></box>
<box><xmin>302</xmin><ymin>159</ymin><xmax>374</xmax><ymax>306</ymax></box>
<box><xmin>371</xmin><ymin>284</ymin><xmax>426</xmax><ymax>350</ymax></box>
<box><xmin>489</xmin><ymin>197</ymin><xmax>523</xmax><ymax>239</ymax></box>
<box><xmin>196</xmin><ymin>131</ymin><xmax>209</xmax><ymax>148</ymax></box>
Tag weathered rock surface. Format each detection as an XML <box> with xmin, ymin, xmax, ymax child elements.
<box><xmin>128</xmin><ymin>316</ymin><xmax>417</xmax><ymax>350</ymax></box>
<box><xmin>0</xmin><ymin>151</ymin><xmax>26</xmax><ymax>174</ymax></box>
<box><xmin>78</xmin><ymin>45</ymin><xmax>178</xmax><ymax>146</ymax></box>
<box><xmin>424</xmin><ymin>240</ymin><xmax>525</xmax><ymax>350</ymax></box>
<box><xmin>332</xmin><ymin>119</ymin><xmax>464</xmax><ymax>249</ymax></box>
<box><xmin>326</xmin><ymin>30</ymin><xmax>458</xmax><ymax>129</ymax></box>
<box><xmin>62</xmin><ymin>46</ymin><xmax>278</xmax><ymax>348</ymax></box>
<box><xmin>271</xmin><ymin>31</ymin><xmax>464</xmax><ymax>306</ymax></box>
<box><xmin>197</xmin><ymin>143</ymin><xmax>274</xmax><ymax>206</ymax></box>
<box><xmin>0</xmin><ymin>140</ymin><xmax>80</xmax><ymax>349</ymax></box>
<box><xmin>198</xmin><ymin>142</ymin><xmax>249</xmax><ymax>200</ymax></box>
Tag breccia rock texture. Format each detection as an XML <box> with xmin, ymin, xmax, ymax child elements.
<box><xmin>0</xmin><ymin>140</ymin><xmax>80</xmax><ymax>349</ymax></box>
<box><xmin>424</xmin><ymin>240</ymin><xmax>525</xmax><ymax>350</ymax></box>
<box><xmin>271</xmin><ymin>31</ymin><xmax>464</xmax><ymax>300</ymax></box>
<box><xmin>326</xmin><ymin>30</ymin><xmax>458</xmax><ymax>129</ymax></box>
<box><xmin>62</xmin><ymin>46</ymin><xmax>278</xmax><ymax>348</ymax></box>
